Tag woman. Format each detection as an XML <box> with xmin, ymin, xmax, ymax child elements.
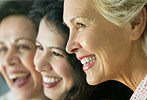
<box><xmin>63</xmin><ymin>0</ymin><xmax>147</xmax><ymax>99</ymax></box>
<box><xmin>30</xmin><ymin>0</ymin><xmax>133</xmax><ymax>100</ymax></box>
<box><xmin>0</xmin><ymin>1</ymin><xmax>48</xmax><ymax>100</ymax></box>
<box><xmin>30</xmin><ymin>0</ymin><xmax>93</xmax><ymax>100</ymax></box>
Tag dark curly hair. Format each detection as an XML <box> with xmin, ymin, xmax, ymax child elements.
<box><xmin>29</xmin><ymin>0</ymin><xmax>93</xmax><ymax>100</ymax></box>
<box><xmin>0</xmin><ymin>0</ymin><xmax>33</xmax><ymax>22</ymax></box>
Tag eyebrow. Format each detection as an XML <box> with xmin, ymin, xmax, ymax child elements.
<box><xmin>49</xmin><ymin>47</ymin><xmax>66</xmax><ymax>52</ymax></box>
<box><xmin>0</xmin><ymin>38</ymin><xmax>35</xmax><ymax>45</ymax></box>
<box><xmin>16</xmin><ymin>38</ymin><xmax>35</xmax><ymax>43</ymax></box>
<box><xmin>63</xmin><ymin>16</ymin><xmax>88</xmax><ymax>25</ymax></box>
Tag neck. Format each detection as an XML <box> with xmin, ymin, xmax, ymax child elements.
<box><xmin>30</xmin><ymin>91</ymin><xmax>48</xmax><ymax>100</ymax></box>
<box><xmin>118</xmin><ymin>39</ymin><xmax>147</xmax><ymax>91</ymax></box>
<box><xmin>16</xmin><ymin>91</ymin><xmax>48</xmax><ymax>100</ymax></box>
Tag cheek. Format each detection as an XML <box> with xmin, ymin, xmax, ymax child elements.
<box><xmin>21</xmin><ymin>52</ymin><xmax>40</xmax><ymax>78</ymax></box>
<box><xmin>22</xmin><ymin>51</ymin><xmax>35</xmax><ymax>69</ymax></box>
<box><xmin>82</xmin><ymin>26</ymin><xmax>130</xmax><ymax>54</ymax></box>
<box><xmin>82</xmin><ymin>29</ymin><xmax>103</xmax><ymax>52</ymax></box>
<box><xmin>53</xmin><ymin>61</ymin><xmax>75</xmax><ymax>89</ymax></box>
<box><xmin>22</xmin><ymin>52</ymin><xmax>42</xmax><ymax>86</ymax></box>
<box><xmin>53</xmin><ymin>60</ymin><xmax>74</xmax><ymax>79</ymax></box>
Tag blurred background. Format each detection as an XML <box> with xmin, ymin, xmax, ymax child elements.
<box><xmin>0</xmin><ymin>0</ymin><xmax>10</xmax><ymax>97</ymax></box>
<box><xmin>0</xmin><ymin>73</ymin><xmax>9</xmax><ymax>96</ymax></box>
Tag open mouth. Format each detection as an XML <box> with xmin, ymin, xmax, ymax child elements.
<box><xmin>42</xmin><ymin>76</ymin><xmax>62</xmax><ymax>88</ymax></box>
<box><xmin>8</xmin><ymin>73</ymin><xmax>31</xmax><ymax>88</ymax></box>
<box><xmin>80</xmin><ymin>55</ymin><xmax>97</xmax><ymax>71</ymax></box>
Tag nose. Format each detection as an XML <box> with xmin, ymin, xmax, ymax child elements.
<box><xmin>34</xmin><ymin>51</ymin><xmax>52</xmax><ymax>72</ymax></box>
<box><xmin>3</xmin><ymin>48</ymin><xmax>21</xmax><ymax>67</ymax></box>
<box><xmin>66</xmin><ymin>29</ymin><xmax>82</xmax><ymax>54</ymax></box>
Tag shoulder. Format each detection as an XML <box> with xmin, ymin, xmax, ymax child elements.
<box><xmin>0</xmin><ymin>91</ymin><xmax>15</xmax><ymax>100</ymax></box>
<box><xmin>130</xmin><ymin>75</ymin><xmax>147</xmax><ymax>100</ymax></box>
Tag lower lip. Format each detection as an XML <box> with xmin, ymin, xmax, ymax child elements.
<box><xmin>12</xmin><ymin>74</ymin><xmax>31</xmax><ymax>88</ymax></box>
<box><xmin>83</xmin><ymin>60</ymin><xmax>96</xmax><ymax>71</ymax></box>
<box><xmin>43</xmin><ymin>81</ymin><xmax>61</xmax><ymax>88</ymax></box>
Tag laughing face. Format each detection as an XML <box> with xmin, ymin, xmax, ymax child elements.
<box><xmin>34</xmin><ymin>18</ymin><xmax>75</xmax><ymax>99</ymax></box>
<box><xmin>64</xmin><ymin>0</ymin><xmax>133</xmax><ymax>85</ymax></box>
<box><xmin>0</xmin><ymin>15</ymin><xmax>43</xmax><ymax>99</ymax></box>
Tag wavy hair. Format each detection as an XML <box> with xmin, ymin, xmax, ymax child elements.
<box><xmin>29</xmin><ymin>0</ymin><xmax>93</xmax><ymax>99</ymax></box>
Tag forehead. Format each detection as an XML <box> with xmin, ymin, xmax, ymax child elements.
<box><xmin>0</xmin><ymin>15</ymin><xmax>36</xmax><ymax>41</ymax></box>
<box><xmin>37</xmin><ymin>18</ymin><xmax>65</xmax><ymax>48</ymax></box>
<box><xmin>64</xmin><ymin>0</ymin><xmax>99</xmax><ymax>23</ymax></box>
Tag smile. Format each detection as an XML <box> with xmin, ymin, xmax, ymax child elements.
<box><xmin>79</xmin><ymin>55</ymin><xmax>96</xmax><ymax>71</ymax></box>
<box><xmin>42</xmin><ymin>76</ymin><xmax>62</xmax><ymax>88</ymax></box>
<box><xmin>8</xmin><ymin>72</ymin><xmax>31</xmax><ymax>88</ymax></box>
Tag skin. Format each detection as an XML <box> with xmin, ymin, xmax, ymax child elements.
<box><xmin>34</xmin><ymin>18</ymin><xmax>75</xmax><ymax>99</ymax></box>
<box><xmin>63</xmin><ymin>0</ymin><xmax>147</xmax><ymax>91</ymax></box>
<box><xmin>0</xmin><ymin>15</ymin><xmax>47</xmax><ymax>100</ymax></box>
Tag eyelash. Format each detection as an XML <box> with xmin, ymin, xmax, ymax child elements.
<box><xmin>36</xmin><ymin>45</ymin><xmax>44</xmax><ymax>51</ymax></box>
<box><xmin>36</xmin><ymin>44</ymin><xmax>64</xmax><ymax>57</ymax></box>
<box><xmin>76</xmin><ymin>22</ymin><xmax>86</xmax><ymax>29</ymax></box>
<box><xmin>0</xmin><ymin>47</ymin><xmax>8</xmax><ymax>53</ymax></box>
<box><xmin>0</xmin><ymin>45</ymin><xmax>30</xmax><ymax>54</ymax></box>
<box><xmin>17</xmin><ymin>45</ymin><xmax>30</xmax><ymax>50</ymax></box>
<box><xmin>52</xmin><ymin>51</ymin><xmax>63</xmax><ymax>57</ymax></box>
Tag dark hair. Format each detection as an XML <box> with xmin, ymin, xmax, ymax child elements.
<box><xmin>30</xmin><ymin>0</ymin><xmax>93</xmax><ymax>100</ymax></box>
<box><xmin>0</xmin><ymin>0</ymin><xmax>33</xmax><ymax>22</ymax></box>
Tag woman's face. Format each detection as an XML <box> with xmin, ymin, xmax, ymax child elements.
<box><xmin>0</xmin><ymin>15</ymin><xmax>43</xmax><ymax>99</ymax></box>
<box><xmin>64</xmin><ymin>0</ymin><xmax>133</xmax><ymax>85</ymax></box>
<box><xmin>34</xmin><ymin>18</ymin><xmax>75</xmax><ymax>99</ymax></box>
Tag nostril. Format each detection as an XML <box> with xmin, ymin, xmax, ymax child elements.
<box><xmin>71</xmin><ymin>48</ymin><xmax>79</xmax><ymax>53</ymax></box>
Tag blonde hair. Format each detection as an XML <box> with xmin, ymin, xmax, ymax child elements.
<box><xmin>91</xmin><ymin>0</ymin><xmax>147</xmax><ymax>56</ymax></box>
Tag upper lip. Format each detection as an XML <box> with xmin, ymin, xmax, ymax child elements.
<box><xmin>77</xmin><ymin>54</ymin><xmax>95</xmax><ymax>60</ymax></box>
<box><xmin>7</xmin><ymin>71</ymin><xmax>28</xmax><ymax>75</ymax></box>
<box><xmin>41</xmin><ymin>73</ymin><xmax>61</xmax><ymax>78</ymax></box>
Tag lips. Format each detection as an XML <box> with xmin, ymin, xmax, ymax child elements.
<box><xmin>78</xmin><ymin>55</ymin><xmax>97</xmax><ymax>71</ymax></box>
<box><xmin>42</xmin><ymin>76</ymin><xmax>62</xmax><ymax>88</ymax></box>
<box><xmin>7</xmin><ymin>71</ymin><xmax>31</xmax><ymax>88</ymax></box>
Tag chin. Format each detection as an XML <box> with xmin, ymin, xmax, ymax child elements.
<box><xmin>46</xmin><ymin>95</ymin><xmax>60</xmax><ymax>100</ymax></box>
<box><xmin>87</xmin><ymin>78</ymin><xmax>97</xmax><ymax>85</ymax></box>
<box><xmin>87</xmin><ymin>81</ymin><xmax>99</xmax><ymax>85</ymax></box>
<box><xmin>14</xmin><ymin>91</ymin><xmax>36</xmax><ymax>100</ymax></box>
<box><xmin>16</xmin><ymin>95</ymin><xmax>31</xmax><ymax>100</ymax></box>
<box><xmin>87</xmin><ymin>76</ymin><xmax>105</xmax><ymax>85</ymax></box>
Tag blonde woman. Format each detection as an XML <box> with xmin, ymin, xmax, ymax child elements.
<box><xmin>63</xmin><ymin>0</ymin><xmax>147</xmax><ymax>99</ymax></box>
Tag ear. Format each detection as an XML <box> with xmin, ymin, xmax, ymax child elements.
<box><xmin>130</xmin><ymin>7</ymin><xmax>146</xmax><ymax>41</ymax></box>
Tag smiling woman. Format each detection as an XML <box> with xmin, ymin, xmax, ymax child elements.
<box><xmin>0</xmin><ymin>1</ymin><xmax>48</xmax><ymax>100</ymax></box>
<box><xmin>63</xmin><ymin>0</ymin><xmax>147</xmax><ymax>99</ymax></box>
<box><xmin>29</xmin><ymin>0</ymin><xmax>94</xmax><ymax>99</ymax></box>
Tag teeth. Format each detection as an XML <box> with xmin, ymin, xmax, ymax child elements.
<box><xmin>8</xmin><ymin>73</ymin><xmax>29</xmax><ymax>79</ymax></box>
<box><xmin>92</xmin><ymin>56</ymin><xmax>96</xmax><ymax>60</ymax></box>
<box><xmin>80</xmin><ymin>55</ymin><xmax>96</xmax><ymax>65</ymax></box>
<box><xmin>43</xmin><ymin>77</ymin><xmax>62</xmax><ymax>83</ymax></box>
<box><xmin>85</xmin><ymin>58</ymin><xmax>89</xmax><ymax>62</ymax></box>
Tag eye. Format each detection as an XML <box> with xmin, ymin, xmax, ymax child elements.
<box><xmin>17</xmin><ymin>45</ymin><xmax>30</xmax><ymax>50</ymax></box>
<box><xmin>53</xmin><ymin>51</ymin><xmax>63</xmax><ymax>57</ymax></box>
<box><xmin>0</xmin><ymin>47</ymin><xmax>8</xmax><ymax>53</ymax></box>
<box><xmin>36</xmin><ymin>45</ymin><xmax>43</xmax><ymax>51</ymax></box>
<box><xmin>76</xmin><ymin>22</ymin><xmax>86</xmax><ymax>29</ymax></box>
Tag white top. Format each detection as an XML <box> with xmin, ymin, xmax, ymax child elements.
<box><xmin>0</xmin><ymin>91</ymin><xmax>15</xmax><ymax>100</ymax></box>
<box><xmin>130</xmin><ymin>75</ymin><xmax>147</xmax><ymax>100</ymax></box>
